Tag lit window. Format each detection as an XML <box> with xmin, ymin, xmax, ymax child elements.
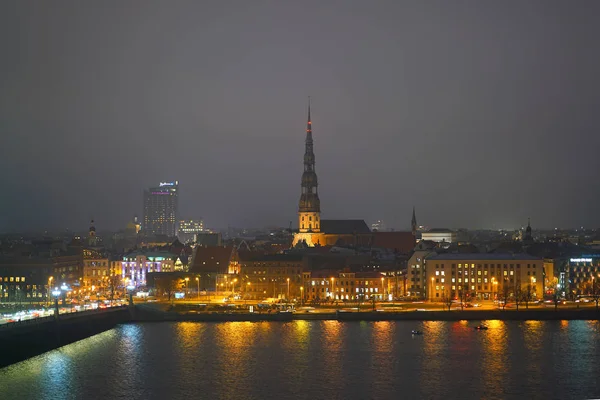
<box><xmin>435</xmin><ymin>271</ymin><xmax>439</xmax><ymax>276</ymax></box>
<box><xmin>441</xmin><ymin>278</ymin><xmax>445</xmax><ymax>283</ymax></box>
<box><xmin>452</xmin><ymin>278</ymin><xmax>456</xmax><ymax>283</ymax></box>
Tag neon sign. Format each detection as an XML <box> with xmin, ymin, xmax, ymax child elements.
<box><xmin>159</xmin><ymin>181</ymin><xmax>178</xmax><ymax>187</ymax></box>
<box><xmin>570</xmin><ymin>258</ymin><xmax>592</xmax><ymax>263</ymax></box>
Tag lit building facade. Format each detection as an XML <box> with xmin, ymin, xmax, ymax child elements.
<box><xmin>143</xmin><ymin>181</ymin><xmax>179</xmax><ymax>237</ymax></box>
<box><xmin>562</xmin><ymin>255</ymin><xmax>600</xmax><ymax>297</ymax></box>
<box><xmin>424</xmin><ymin>254</ymin><xmax>544</xmax><ymax>301</ymax></box>
<box><xmin>121</xmin><ymin>251</ymin><xmax>177</xmax><ymax>287</ymax></box>
<box><xmin>239</xmin><ymin>254</ymin><xmax>304</xmax><ymax>300</ymax></box>
<box><xmin>178</xmin><ymin>219</ymin><xmax>204</xmax><ymax>243</ymax></box>
<box><xmin>420</xmin><ymin>229</ymin><xmax>457</xmax><ymax>244</ymax></box>
<box><xmin>82</xmin><ymin>257</ymin><xmax>110</xmax><ymax>292</ymax></box>
<box><xmin>303</xmin><ymin>271</ymin><xmax>385</xmax><ymax>302</ymax></box>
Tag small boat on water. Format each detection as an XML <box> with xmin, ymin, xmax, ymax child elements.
<box><xmin>474</xmin><ymin>325</ymin><xmax>488</xmax><ymax>330</ymax></box>
<box><xmin>411</xmin><ymin>330</ymin><xmax>423</xmax><ymax>335</ymax></box>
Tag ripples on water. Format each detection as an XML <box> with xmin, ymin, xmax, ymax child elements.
<box><xmin>1</xmin><ymin>320</ymin><xmax>600</xmax><ymax>400</ymax></box>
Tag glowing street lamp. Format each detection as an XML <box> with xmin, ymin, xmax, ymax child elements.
<box><xmin>47</xmin><ymin>276</ymin><xmax>54</xmax><ymax>306</ymax></box>
<box><xmin>52</xmin><ymin>287</ymin><xmax>61</xmax><ymax>317</ymax></box>
<box><xmin>330</xmin><ymin>277</ymin><xmax>335</xmax><ymax>300</ymax></box>
<box><xmin>300</xmin><ymin>286</ymin><xmax>304</xmax><ymax>307</ymax></box>
<box><xmin>287</xmin><ymin>278</ymin><xmax>290</xmax><ymax>300</ymax></box>
<box><xmin>430</xmin><ymin>277</ymin><xmax>434</xmax><ymax>302</ymax></box>
<box><xmin>381</xmin><ymin>277</ymin><xmax>385</xmax><ymax>300</ymax></box>
<box><xmin>185</xmin><ymin>277</ymin><xmax>190</xmax><ymax>294</ymax></box>
<box><xmin>196</xmin><ymin>277</ymin><xmax>200</xmax><ymax>300</ymax></box>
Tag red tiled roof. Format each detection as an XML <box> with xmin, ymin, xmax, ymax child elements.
<box><xmin>190</xmin><ymin>246</ymin><xmax>233</xmax><ymax>274</ymax></box>
<box><xmin>371</xmin><ymin>232</ymin><xmax>415</xmax><ymax>253</ymax></box>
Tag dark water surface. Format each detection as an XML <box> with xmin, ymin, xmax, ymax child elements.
<box><xmin>1</xmin><ymin>320</ymin><xmax>599</xmax><ymax>400</ymax></box>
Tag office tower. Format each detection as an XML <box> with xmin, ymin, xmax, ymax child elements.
<box><xmin>143</xmin><ymin>181</ymin><xmax>179</xmax><ymax>237</ymax></box>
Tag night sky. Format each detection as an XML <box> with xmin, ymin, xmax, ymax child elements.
<box><xmin>1</xmin><ymin>1</ymin><xmax>599</xmax><ymax>232</ymax></box>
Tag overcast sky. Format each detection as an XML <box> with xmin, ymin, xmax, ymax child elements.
<box><xmin>1</xmin><ymin>1</ymin><xmax>599</xmax><ymax>232</ymax></box>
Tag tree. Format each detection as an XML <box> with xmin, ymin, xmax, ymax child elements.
<box><xmin>500</xmin><ymin>280</ymin><xmax>510</xmax><ymax>310</ymax></box>
<box><xmin>552</xmin><ymin>289</ymin><xmax>560</xmax><ymax>311</ymax></box>
<box><xmin>108</xmin><ymin>274</ymin><xmax>122</xmax><ymax>303</ymax></box>
<box><xmin>441</xmin><ymin>289</ymin><xmax>453</xmax><ymax>311</ymax></box>
<box><xmin>155</xmin><ymin>276</ymin><xmax>182</xmax><ymax>301</ymax></box>
<box><xmin>592</xmin><ymin>279</ymin><xmax>600</xmax><ymax>311</ymax></box>
<box><xmin>514</xmin><ymin>284</ymin><xmax>522</xmax><ymax>311</ymax></box>
<box><xmin>523</xmin><ymin>283</ymin><xmax>533</xmax><ymax>309</ymax></box>
<box><xmin>458</xmin><ymin>286</ymin><xmax>468</xmax><ymax>310</ymax></box>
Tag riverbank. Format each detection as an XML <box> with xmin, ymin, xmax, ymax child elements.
<box><xmin>132</xmin><ymin>303</ymin><xmax>600</xmax><ymax>322</ymax></box>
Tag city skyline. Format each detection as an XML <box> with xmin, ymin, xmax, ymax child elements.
<box><xmin>1</xmin><ymin>1</ymin><xmax>599</xmax><ymax>232</ymax></box>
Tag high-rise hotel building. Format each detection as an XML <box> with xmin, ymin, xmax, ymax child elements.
<box><xmin>143</xmin><ymin>181</ymin><xmax>179</xmax><ymax>237</ymax></box>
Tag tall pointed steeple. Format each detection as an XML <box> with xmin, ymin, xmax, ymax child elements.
<box><xmin>298</xmin><ymin>97</ymin><xmax>320</xmax><ymax>233</ymax></box>
<box><xmin>411</xmin><ymin>207</ymin><xmax>417</xmax><ymax>236</ymax></box>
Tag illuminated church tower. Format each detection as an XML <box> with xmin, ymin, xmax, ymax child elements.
<box><xmin>298</xmin><ymin>99</ymin><xmax>321</xmax><ymax>233</ymax></box>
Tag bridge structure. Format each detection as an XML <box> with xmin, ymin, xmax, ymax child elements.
<box><xmin>0</xmin><ymin>305</ymin><xmax>132</xmax><ymax>368</ymax></box>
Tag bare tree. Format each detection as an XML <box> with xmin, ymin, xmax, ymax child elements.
<box><xmin>514</xmin><ymin>283</ymin><xmax>522</xmax><ymax>311</ymax></box>
<box><xmin>108</xmin><ymin>274</ymin><xmax>122</xmax><ymax>303</ymax></box>
<box><xmin>458</xmin><ymin>286</ymin><xmax>468</xmax><ymax>310</ymax></box>
<box><xmin>523</xmin><ymin>283</ymin><xmax>533</xmax><ymax>309</ymax></box>
<box><xmin>500</xmin><ymin>280</ymin><xmax>510</xmax><ymax>310</ymax></box>
<box><xmin>592</xmin><ymin>279</ymin><xmax>600</xmax><ymax>311</ymax></box>
<box><xmin>155</xmin><ymin>276</ymin><xmax>182</xmax><ymax>301</ymax></box>
<box><xmin>441</xmin><ymin>289</ymin><xmax>453</xmax><ymax>311</ymax></box>
<box><xmin>552</xmin><ymin>289</ymin><xmax>560</xmax><ymax>311</ymax></box>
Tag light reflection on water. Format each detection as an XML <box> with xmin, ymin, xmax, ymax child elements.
<box><xmin>1</xmin><ymin>321</ymin><xmax>600</xmax><ymax>400</ymax></box>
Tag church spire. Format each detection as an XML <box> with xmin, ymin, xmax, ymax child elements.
<box><xmin>298</xmin><ymin>98</ymin><xmax>320</xmax><ymax>233</ymax></box>
<box><xmin>411</xmin><ymin>207</ymin><xmax>417</xmax><ymax>236</ymax></box>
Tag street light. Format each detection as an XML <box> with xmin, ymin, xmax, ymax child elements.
<box><xmin>185</xmin><ymin>277</ymin><xmax>190</xmax><ymax>295</ymax></box>
<box><xmin>330</xmin><ymin>277</ymin><xmax>334</xmax><ymax>300</ymax></box>
<box><xmin>47</xmin><ymin>276</ymin><xmax>53</xmax><ymax>306</ymax></box>
<box><xmin>430</xmin><ymin>277</ymin><xmax>434</xmax><ymax>302</ymax></box>
<box><xmin>287</xmin><ymin>278</ymin><xmax>290</xmax><ymax>301</ymax></box>
<box><xmin>233</xmin><ymin>278</ymin><xmax>238</xmax><ymax>294</ymax></box>
<box><xmin>126</xmin><ymin>284</ymin><xmax>135</xmax><ymax>306</ymax></box>
<box><xmin>381</xmin><ymin>277</ymin><xmax>385</xmax><ymax>301</ymax></box>
<box><xmin>52</xmin><ymin>287</ymin><xmax>61</xmax><ymax>317</ymax></box>
<box><xmin>196</xmin><ymin>277</ymin><xmax>200</xmax><ymax>300</ymax></box>
<box><xmin>246</xmin><ymin>282</ymin><xmax>251</xmax><ymax>305</ymax></box>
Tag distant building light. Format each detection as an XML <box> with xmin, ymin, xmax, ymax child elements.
<box><xmin>570</xmin><ymin>258</ymin><xmax>592</xmax><ymax>263</ymax></box>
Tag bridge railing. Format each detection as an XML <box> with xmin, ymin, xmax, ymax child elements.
<box><xmin>0</xmin><ymin>305</ymin><xmax>129</xmax><ymax>330</ymax></box>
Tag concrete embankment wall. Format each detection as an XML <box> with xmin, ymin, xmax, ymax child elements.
<box><xmin>0</xmin><ymin>307</ymin><xmax>131</xmax><ymax>368</ymax></box>
<box><xmin>132</xmin><ymin>304</ymin><xmax>600</xmax><ymax>323</ymax></box>
<box><xmin>336</xmin><ymin>309</ymin><xmax>600</xmax><ymax>322</ymax></box>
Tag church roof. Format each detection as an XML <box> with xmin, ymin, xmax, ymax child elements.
<box><xmin>321</xmin><ymin>220</ymin><xmax>371</xmax><ymax>234</ymax></box>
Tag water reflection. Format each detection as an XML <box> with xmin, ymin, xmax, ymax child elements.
<box><xmin>478</xmin><ymin>320</ymin><xmax>507</xmax><ymax>398</ymax></box>
<box><xmin>2</xmin><ymin>321</ymin><xmax>600</xmax><ymax>400</ymax></box>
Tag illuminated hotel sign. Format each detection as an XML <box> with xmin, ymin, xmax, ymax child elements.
<box><xmin>159</xmin><ymin>181</ymin><xmax>178</xmax><ymax>187</ymax></box>
<box><xmin>570</xmin><ymin>258</ymin><xmax>592</xmax><ymax>263</ymax></box>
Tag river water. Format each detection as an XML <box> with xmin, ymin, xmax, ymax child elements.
<box><xmin>1</xmin><ymin>320</ymin><xmax>599</xmax><ymax>400</ymax></box>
